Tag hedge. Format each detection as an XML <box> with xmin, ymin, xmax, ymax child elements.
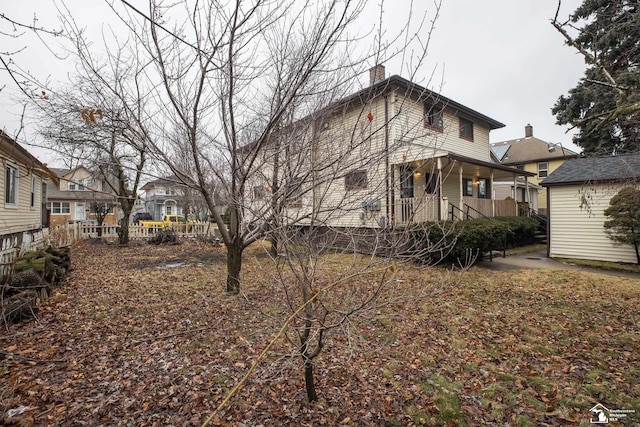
<box><xmin>410</xmin><ymin>216</ymin><xmax>538</xmax><ymax>265</ymax></box>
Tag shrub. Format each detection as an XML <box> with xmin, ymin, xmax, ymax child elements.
<box><xmin>411</xmin><ymin>216</ymin><xmax>540</xmax><ymax>265</ymax></box>
<box><xmin>492</xmin><ymin>216</ymin><xmax>539</xmax><ymax>247</ymax></box>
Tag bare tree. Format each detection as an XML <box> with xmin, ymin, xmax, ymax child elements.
<box><xmin>42</xmin><ymin>0</ymin><xmax>441</xmax><ymax>298</ymax></box>
<box><xmin>64</xmin><ymin>0</ymin><xmax>426</xmax><ymax>294</ymax></box>
<box><xmin>34</xmin><ymin>71</ymin><xmax>149</xmax><ymax>244</ymax></box>
<box><xmin>0</xmin><ymin>11</ymin><xmax>64</xmax><ymax>96</ymax></box>
<box><xmin>89</xmin><ymin>200</ymin><xmax>118</xmax><ymax>236</ymax></box>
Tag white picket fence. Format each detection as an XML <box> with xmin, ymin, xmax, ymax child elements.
<box><xmin>1</xmin><ymin>222</ymin><xmax>219</xmax><ymax>276</ymax></box>
<box><xmin>1</xmin><ymin>229</ymin><xmax>52</xmax><ymax>277</ymax></box>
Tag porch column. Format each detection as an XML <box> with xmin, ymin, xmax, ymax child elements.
<box><xmin>437</xmin><ymin>157</ymin><xmax>443</xmax><ymax>221</ymax></box>
<box><xmin>490</xmin><ymin>170</ymin><xmax>495</xmax><ymax>217</ymax></box>
<box><xmin>459</xmin><ymin>164</ymin><xmax>464</xmax><ymax>220</ymax></box>
<box><xmin>513</xmin><ymin>174</ymin><xmax>518</xmax><ymax>216</ymax></box>
<box><xmin>524</xmin><ymin>175</ymin><xmax>530</xmax><ymax>205</ymax></box>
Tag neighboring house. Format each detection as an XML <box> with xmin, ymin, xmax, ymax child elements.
<box><xmin>142</xmin><ymin>175</ymin><xmax>225</xmax><ymax>221</ymax></box>
<box><xmin>47</xmin><ymin>166</ymin><xmax>119</xmax><ymax>228</ymax></box>
<box><xmin>491</xmin><ymin>124</ymin><xmax>579</xmax><ymax>214</ymax></box>
<box><xmin>0</xmin><ymin>130</ymin><xmax>54</xmax><ymax>240</ymax></box>
<box><xmin>246</xmin><ymin>65</ymin><xmax>534</xmax><ymax>229</ymax></box>
<box><xmin>541</xmin><ymin>153</ymin><xmax>640</xmax><ymax>264</ymax></box>
<box><xmin>141</xmin><ymin>176</ymin><xmax>186</xmax><ymax>220</ymax></box>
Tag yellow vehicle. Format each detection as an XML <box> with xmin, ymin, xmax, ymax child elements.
<box><xmin>139</xmin><ymin>214</ymin><xmax>195</xmax><ymax>231</ymax></box>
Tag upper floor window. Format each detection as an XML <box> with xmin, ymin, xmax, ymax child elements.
<box><xmin>345</xmin><ymin>170</ymin><xmax>367</xmax><ymax>191</ymax></box>
<box><xmin>538</xmin><ymin>162</ymin><xmax>548</xmax><ymax>178</ymax></box>
<box><xmin>68</xmin><ymin>179</ymin><xmax>85</xmax><ymax>191</ymax></box>
<box><xmin>424</xmin><ymin>105</ymin><xmax>443</xmax><ymax>131</ymax></box>
<box><xmin>515</xmin><ymin>164</ymin><xmax>525</xmax><ymax>171</ymax></box>
<box><xmin>5</xmin><ymin>164</ymin><xmax>18</xmax><ymax>207</ymax></box>
<box><xmin>459</xmin><ymin>117</ymin><xmax>474</xmax><ymax>141</ymax></box>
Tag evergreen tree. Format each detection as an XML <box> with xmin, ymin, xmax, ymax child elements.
<box><xmin>603</xmin><ymin>186</ymin><xmax>640</xmax><ymax>264</ymax></box>
<box><xmin>552</xmin><ymin>0</ymin><xmax>640</xmax><ymax>155</ymax></box>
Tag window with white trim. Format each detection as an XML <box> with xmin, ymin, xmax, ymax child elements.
<box><xmin>51</xmin><ymin>202</ymin><xmax>70</xmax><ymax>214</ymax></box>
<box><xmin>538</xmin><ymin>162</ymin><xmax>548</xmax><ymax>178</ymax></box>
<box><xmin>68</xmin><ymin>179</ymin><xmax>85</xmax><ymax>191</ymax></box>
<box><xmin>5</xmin><ymin>163</ymin><xmax>18</xmax><ymax>207</ymax></box>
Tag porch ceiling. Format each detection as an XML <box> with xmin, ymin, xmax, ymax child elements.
<box><xmin>398</xmin><ymin>152</ymin><xmax>535</xmax><ymax>180</ymax></box>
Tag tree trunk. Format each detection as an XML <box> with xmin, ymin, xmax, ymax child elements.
<box><xmin>226</xmin><ymin>240</ymin><xmax>242</xmax><ymax>294</ymax></box>
<box><xmin>119</xmin><ymin>217</ymin><xmax>130</xmax><ymax>245</ymax></box>
<box><xmin>268</xmin><ymin>235</ymin><xmax>278</xmax><ymax>258</ymax></box>
<box><xmin>304</xmin><ymin>360</ymin><xmax>318</xmax><ymax>402</ymax></box>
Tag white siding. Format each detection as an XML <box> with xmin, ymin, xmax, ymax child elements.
<box><xmin>243</xmin><ymin>87</ymin><xmax>502</xmax><ymax>230</ymax></box>
<box><xmin>390</xmin><ymin>93</ymin><xmax>493</xmax><ymax>162</ymax></box>
<box><xmin>0</xmin><ymin>163</ymin><xmax>42</xmax><ymax>236</ymax></box>
<box><xmin>549</xmin><ymin>184</ymin><xmax>638</xmax><ymax>264</ymax></box>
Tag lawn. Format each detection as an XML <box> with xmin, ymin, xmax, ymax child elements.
<box><xmin>2</xmin><ymin>240</ymin><xmax>639</xmax><ymax>426</ymax></box>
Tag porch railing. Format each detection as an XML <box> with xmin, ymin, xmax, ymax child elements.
<box><xmin>395</xmin><ymin>195</ymin><xmax>439</xmax><ymax>225</ymax></box>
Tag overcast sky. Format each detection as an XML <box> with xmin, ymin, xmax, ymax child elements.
<box><xmin>1</xmin><ymin>0</ymin><xmax>586</xmax><ymax>164</ymax></box>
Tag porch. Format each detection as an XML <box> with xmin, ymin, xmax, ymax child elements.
<box><xmin>392</xmin><ymin>153</ymin><xmax>535</xmax><ymax>226</ymax></box>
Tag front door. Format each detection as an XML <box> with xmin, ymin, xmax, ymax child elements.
<box><xmin>399</xmin><ymin>165</ymin><xmax>414</xmax><ymax>223</ymax></box>
<box><xmin>75</xmin><ymin>202</ymin><xmax>86</xmax><ymax>220</ymax></box>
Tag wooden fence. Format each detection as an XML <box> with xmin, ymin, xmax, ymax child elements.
<box><xmin>1</xmin><ymin>222</ymin><xmax>219</xmax><ymax>276</ymax></box>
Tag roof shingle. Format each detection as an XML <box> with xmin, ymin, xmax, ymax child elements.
<box><xmin>540</xmin><ymin>153</ymin><xmax>640</xmax><ymax>186</ymax></box>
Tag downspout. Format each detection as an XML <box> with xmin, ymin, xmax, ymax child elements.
<box><xmin>384</xmin><ymin>93</ymin><xmax>390</xmax><ymax>227</ymax></box>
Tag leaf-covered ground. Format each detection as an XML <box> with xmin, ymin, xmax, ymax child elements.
<box><xmin>2</xmin><ymin>240</ymin><xmax>639</xmax><ymax>426</ymax></box>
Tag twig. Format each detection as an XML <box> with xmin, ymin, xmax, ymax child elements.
<box><xmin>0</xmin><ymin>327</ymin><xmax>48</xmax><ymax>341</ymax></box>
<box><xmin>131</xmin><ymin>327</ymin><xmax>210</xmax><ymax>345</ymax></box>
<box><xmin>0</xmin><ymin>351</ymin><xmax>65</xmax><ymax>364</ymax></box>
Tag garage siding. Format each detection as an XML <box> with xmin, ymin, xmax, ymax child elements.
<box><xmin>548</xmin><ymin>184</ymin><xmax>638</xmax><ymax>264</ymax></box>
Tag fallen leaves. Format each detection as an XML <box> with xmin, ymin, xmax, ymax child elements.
<box><xmin>1</xmin><ymin>241</ymin><xmax>639</xmax><ymax>426</ymax></box>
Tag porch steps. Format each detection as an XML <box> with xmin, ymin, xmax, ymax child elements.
<box><xmin>534</xmin><ymin>232</ymin><xmax>547</xmax><ymax>245</ymax></box>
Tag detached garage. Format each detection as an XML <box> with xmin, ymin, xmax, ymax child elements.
<box><xmin>541</xmin><ymin>153</ymin><xmax>640</xmax><ymax>264</ymax></box>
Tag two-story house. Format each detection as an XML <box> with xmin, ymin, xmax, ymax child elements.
<box><xmin>1</xmin><ymin>130</ymin><xmax>54</xmax><ymax>241</ymax></box>
<box><xmin>47</xmin><ymin>166</ymin><xmax>119</xmax><ymax>228</ymax></box>
<box><xmin>141</xmin><ymin>176</ymin><xmax>186</xmax><ymax>220</ymax></box>
<box><xmin>245</xmin><ymin>66</ymin><xmax>533</xmax><ymax>230</ymax></box>
<box><xmin>491</xmin><ymin>124</ymin><xmax>579</xmax><ymax>214</ymax></box>
<box><xmin>142</xmin><ymin>175</ymin><xmax>225</xmax><ymax>221</ymax></box>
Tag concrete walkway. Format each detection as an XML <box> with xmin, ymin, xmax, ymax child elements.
<box><xmin>477</xmin><ymin>248</ymin><xmax>640</xmax><ymax>280</ymax></box>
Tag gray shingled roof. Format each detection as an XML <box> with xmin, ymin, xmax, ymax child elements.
<box><xmin>540</xmin><ymin>153</ymin><xmax>640</xmax><ymax>186</ymax></box>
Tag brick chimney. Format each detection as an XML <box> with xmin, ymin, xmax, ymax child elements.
<box><xmin>525</xmin><ymin>123</ymin><xmax>533</xmax><ymax>138</ymax></box>
<box><xmin>369</xmin><ymin>65</ymin><xmax>385</xmax><ymax>85</ymax></box>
